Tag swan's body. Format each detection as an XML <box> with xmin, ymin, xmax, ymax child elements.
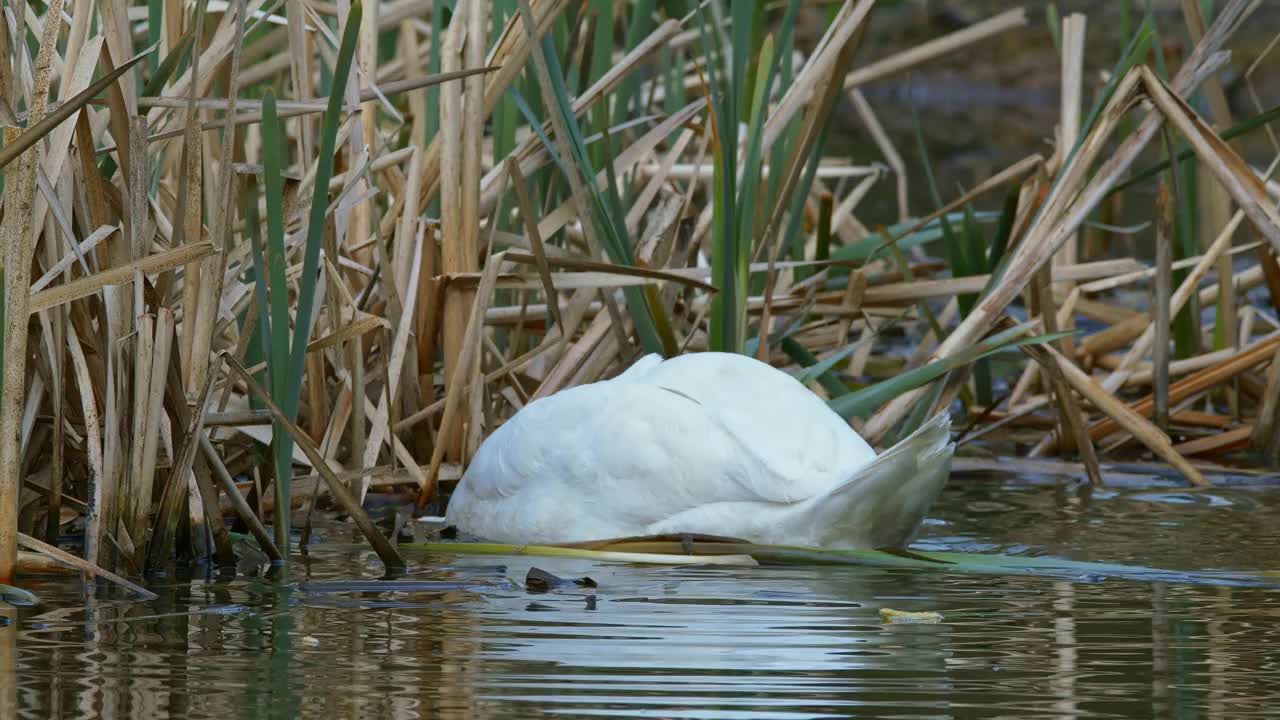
<box><xmin>446</xmin><ymin>352</ymin><xmax>953</xmax><ymax>548</ymax></box>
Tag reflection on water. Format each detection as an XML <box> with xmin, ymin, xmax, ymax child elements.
<box><xmin>6</xmin><ymin>482</ymin><xmax>1280</xmax><ymax>719</ymax></box>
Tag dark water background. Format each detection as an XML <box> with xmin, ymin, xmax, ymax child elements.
<box><xmin>832</xmin><ymin>1</ymin><xmax>1280</xmax><ymax>227</ymax></box>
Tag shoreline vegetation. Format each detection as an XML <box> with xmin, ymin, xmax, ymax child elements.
<box><xmin>1</xmin><ymin>0</ymin><xmax>1278</xmax><ymax>588</ymax></box>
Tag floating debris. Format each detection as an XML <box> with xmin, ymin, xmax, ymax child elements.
<box><xmin>525</xmin><ymin>567</ymin><xmax>597</xmax><ymax>593</ymax></box>
<box><xmin>879</xmin><ymin>608</ymin><xmax>944</xmax><ymax>624</ymax></box>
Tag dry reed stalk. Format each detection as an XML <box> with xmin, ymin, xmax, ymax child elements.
<box><xmin>1054</xmin><ymin>12</ymin><xmax>1086</xmax><ymax>269</ymax></box>
<box><xmin>1140</xmin><ymin>67</ymin><xmax>1280</xmax><ymax>252</ymax></box>
<box><xmin>178</xmin><ymin>3</ymin><xmax>208</xmax><ymax>387</ymax></box>
<box><xmin>1093</xmin><ymin>334</ymin><xmax>1280</xmax><ymax>385</ymax></box>
<box><xmin>135</xmin><ymin>311</ymin><xmax>175</xmax><ymax>545</ymax></box>
<box><xmin>1090</xmin><ymin>335</ymin><xmax>1280</xmax><ymax>444</ymax></box>
<box><xmin>1153</xmin><ymin>183</ymin><xmax>1174</xmax><ymax>430</ymax></box>
<box><xmin>418</xmin><ymin>249</ymin><xmax>506</xmax><ymax>509</ymax></box>
<box><xmin>843</xmin><ymin>8</ymin><xmax>1027</xmax><ymax>91</ymax></box>
<box><xmin>1040</xmin><ymin>346</ymin><xmax>1207</xmax><ymax>486</ymax></box>
<box><xmin>1174</xmin><ymin>427</ymin><xmax>1254</xmax><ymax>457</ymax></box>
<box><xmin>1076</xmin><ymin>241</ymin><xmax>1263</xmax><ymax>294</ymax></box>
<box><xmin>223</xmin><ymin>354</ymin><xmax>405</xmax><ymax>570</ymax></box>
<box><xmin>1029</xmin><ymin>261</ymin><xmax>1101</xmax><ymax>482</ymax></box>
<box><xmin>865</xmin><ymin>0</ymin><xmax>1254</xmax><ymax>443</ymax></box>
<box><xmin>1252</xmin><ymin>345</ymin><xmax>1280</xmax><ymax>462</ymax></box>
<box><xmin>359</xmin><ymin>228</ymin><xmax>425</xmax><ymax>502</ymax></box>
<box><xmin>439</xmin><ymin>1</ymin><xmax>479</xmax><ymax>460</ymax></box>
<box><xmin>1021</xmin><ymin>344</ymin><xmax>1102</xmax><ymax>485</ymax></box>
<box><xmin>1102</xmin><ymin>210</ymin><xmax>1244</xmax><ymax>391</ymax></box>
<box><xmin>848</xmin><ymin>90</ymin><xmax>908</xmax><ymax>221</ymax></box>
<box><xmin>199</xmin><ymin>434</ymin><xmax>282</xmax><ymax>563</ymax></box>
<box><xmin>29</xmin><ymin>242</ymin><xmax>217</xmax><ymax>313</ymax></box>
<box><xmin>507</xmin><ymin>159</ymin><xmax>563</xmax><ymax>338</ymax></box>
<box><xmin>423</xmin><ymin>0</ymin><xmax>570</xmax><ymax>209</ymax></box>
<box><xmin>860</xmin><ymin>260</ymin><xmax>1139</xmax><ymax>305</ymax></box>
<box><xmin>189</xmin><ymin>0</ymin><xmax>248</xmax><ymax>400</ymax></box>
<box><xmin>146</xmin><ymin>348</ymin><xmax>233</xmax><ymax>571</ymax></box>
<box><xmin>0</xmin><ymin>0</ymin><xmax>64</xmax><ymax>582</ymax></box>
<box><xmin>124</xmin><ymin>312</ymin><xmax>155</xmax><ymax>551</ymax></box>
<box><xmin>18</xmin><ymin>532</ymin><xmax>155</xmax><ymax>599</ymax></box>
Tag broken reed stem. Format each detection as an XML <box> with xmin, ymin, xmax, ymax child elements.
<box><xmin>18</xmin><ymin>532</ymin><xmax>156</xmax><ymax>600</ymax></box>
<box><xmin>1021</xmin><ymin>344</ymin><xmax>1102</xmax><ymax>486</ymax></box>
<box><xmin>1041</xmin><ymin>346</ymin><xmax>1208</xmax><ymax>486</ymax></box>
<box><xmin>199</xmin><ymin>434</ymin><xmax>283</xmax><ymax>563</ymax></box>
<box><xmin>223</xmin><ymin>354</ymin><xmax>405</xmax><ymax>571</ymax></box>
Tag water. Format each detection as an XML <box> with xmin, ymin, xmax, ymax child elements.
<box><xmin>7</xmin><ymin>482</ymin><xmax>1280</xmax><ymax>719</ymax></box>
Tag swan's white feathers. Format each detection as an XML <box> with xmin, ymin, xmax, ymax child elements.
<box><xmin>445</xmin><ymin>352</ymin><xmax>953</xmax><ymax>548</ymax></box>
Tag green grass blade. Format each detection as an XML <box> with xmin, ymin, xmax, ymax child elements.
<box><xmin>525</xmin><ymin>24</ymin><xmax>665</xmax><ymax>354</ymax></box>
<box><xmin>284</xmin><ymin>1</ymin><xmax>362</xmax><ymax>419</ymax></box>
<box><xmin>261</xmin><ymin>90</ymin><xmax>293</xmax><ymax>556</ymax></box>
<box><xmin>242</xmin><ymin>176</ymin><xmax>272</xmax><ymax>410</ymax></box>
<box><xmin>828</xmin><ymin>212</ymin><xmax>1001</xmax><ymax>269</ymax></box>
<box><xmin>775</xmin><ymin>107</ymin><xmax>838</xmax><ymax>270</ymax></box>
<box><xmin>611</xmin><ymin>0</ymin><xmax>657</xmax><ymax>136</ymax></box>
<box><xmin>786</xmin><ymin>335</ymin><xmax>868</xmax><ymax>396</ymax></box>
<box><xmin>698</xmin><ymin>7</ymin><xmax>738</xmax><ymax>353</ymax></box>
<box><xmin>828</xmin><ymin>325</ymin><xmax>1076</xmax><ymax>419</ymax></box>
<box><xmin>780</xmin><ymin>337</ymin><xmax>847</xmax><ymax>399</ymax></box>
<box><xmin>912</xmin><ymin>107</ymin><xmax>970</xmax><ymax>301</ymax></box>
<box><xmin>729</xmin><ymin>34</ymin><xmax>775</xmax><ymax>351</ymax></box>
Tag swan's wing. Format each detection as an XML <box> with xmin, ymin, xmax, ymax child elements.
<box><xmin>624</xmin><ymin>352</ymin><xmax>877</xmax><ymax>498</ymax></box>
<box><xmin>447</xmin><ymin>382</ymin><xmax>777</xmax><ymax>543</ymax></box>
<box><xmin>642</xmin><ymin>412</ymin><xmax>953</xmax><ymax>548</ymax></box>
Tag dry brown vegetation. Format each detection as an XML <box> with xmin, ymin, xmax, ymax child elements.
<box><xmin>1</xmin><ymin>0</ymin><xmax>1278</xmax><ymax>588</ymax></box>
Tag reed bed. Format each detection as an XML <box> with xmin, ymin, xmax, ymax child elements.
<box><xmin>2</xmin><ymin>0</ymin><xmax>1279</xmax><ymax>584</ymax></box>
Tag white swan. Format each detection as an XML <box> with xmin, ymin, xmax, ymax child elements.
<box><xmin>446</xmin><ymin>352</ymin><xmax>954</xmax><ymax>549</ymax></box>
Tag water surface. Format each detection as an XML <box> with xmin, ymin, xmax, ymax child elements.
<box><xmin>6</xmin><ymin>481</ymin><xmax>1280</xmax><ymax>719</ymax></box>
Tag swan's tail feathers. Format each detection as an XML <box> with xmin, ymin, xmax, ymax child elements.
<box><xmin>805</xmin><ymin>411</ymin><xmax>954</xmax><ymax>549</ymax></box>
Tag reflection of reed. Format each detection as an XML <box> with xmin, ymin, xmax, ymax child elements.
<box><xmin>1</xmin><ymin>603</ymin><xmax>15</xmax><ymax>719</ymax></box>
<box><xmin>1051</xmin><ymin>581</ymin><xmax>1077</xmax><ymax>716</ymax></box>
<box><xmin>1207</xmin><ymin>586</ymin><xmax>1231</xmax><ymax>720</ymax></box>
<box><xmin>1150</xmin><ymin>583</ymin><xmax>1171</xmax><ymax>716</ymax></box>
